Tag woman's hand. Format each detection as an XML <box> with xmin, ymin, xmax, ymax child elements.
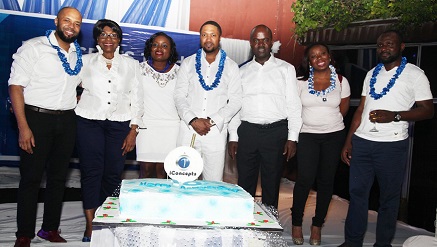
<box><xmin>122</xmin><ymin>128</ymin><xmax>138</xmax><ymax>155</ymax></box>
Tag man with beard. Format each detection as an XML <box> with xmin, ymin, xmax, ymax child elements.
<box><xmin>8</xmin><ymin>7</ymin><xmax>82</xmax><ymax>247</ymax></box>
<box><xmin>339</xmin><ymin>30</ymin><xmax>434</xmax><ymax>247</ymax></box>
<box><xmin>174</xmin><ymin>20</ymin><xmax>242</xmax><ymax>181</ymax></box>
<box><xmin>228</xmin><ymin>25</ymin><xmax>302</xmax><ymax>209</ymax></box>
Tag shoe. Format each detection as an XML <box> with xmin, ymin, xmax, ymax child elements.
<box><xmin>309</xmin><ymin>225</ymin><xmax>321</xmax><ymax>245</ymax></box>
<box><xmin>37</xmin><ymin>229</ymin><xmax>67</xmax><ymax>242</ymax></box>
<box><xmin>14</xmin><ymin>236</ymin><xmax>31</xmax><ymax>247</ymax></box>
<box><xmin>291</xmin><ymin>225</ymin><xmax>304</xmax><ymax>245</ymax></box>
<box><xmin>82</xmin><ymin>236</ymin><xmax>91</xmax><ymax>242</ymax></box>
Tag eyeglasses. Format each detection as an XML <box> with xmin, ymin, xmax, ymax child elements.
<box><xmin>99</xmin><ymin>33</ymin><xmax>119</xmax><ymax>39</ymax></box>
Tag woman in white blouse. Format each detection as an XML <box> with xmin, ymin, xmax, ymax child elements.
<box><xmin>75</xmin><ymin>19</ymin><xmax>144</xmax><ymax>242</ymax></box>
<box><xmin>291</xmin><ymin>43</ymin><xmax>350</xmax><ymax>245</ymax></box>
<box><xmin>136</xmin><ymin>32</ymin><xmax>180</xmax><ymax>178</ymax></box>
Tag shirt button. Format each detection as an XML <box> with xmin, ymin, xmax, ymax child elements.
<box><xmin>108</xmin><ymin>80</ymin><xmax>111</xmax><ymax>83</ymax></box>
<box><xmin>108</xmin><ymin>91</ymin><xmax>110</xmax><ymax>93</ymax></box>
<box><xmin>108</xmin><ymin>102</ymin><xmax>110</xmax><ymax>104</ymax></box>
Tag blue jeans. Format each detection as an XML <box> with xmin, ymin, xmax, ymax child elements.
<box><xmin>344</xmin><ymin>135</ymin><xmax>408</xmax><ymax>247</ymax></box>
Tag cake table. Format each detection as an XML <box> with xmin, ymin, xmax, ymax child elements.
<box><xmin>91</xmin><ymin>197</ymin><xmax>286</xmax><ymax>247</ymax></box>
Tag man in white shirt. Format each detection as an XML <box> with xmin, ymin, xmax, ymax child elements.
<box><xmin>174</xmin><ymin>20</ymin><xmax>242</xmax><ymax>181</ymax></box>
<box><xmin>339</xmin><ymin>30</ymin><xmax>434</xmax><ymax>247</ymax></box>
<box><xmin>8</xmin><ymin>7</ymin><xmax>83</xmax><ymax>247</ymax></box>
<box><xmin>228</xmin><ymin>24</ymin><xmax>302</xmax><ymax>208</ymax></box>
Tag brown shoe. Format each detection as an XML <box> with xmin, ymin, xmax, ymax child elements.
<box><xmin>37</xmin><ymin>229</ymin><xmax>67</xmax><ymax>242</ymax></box>
<box><xmin>14</xmin><ymin>236</ymin><xmax>31</xmax><ymax>247</ymax></box>
<box><xmin>291</xmin><ymin>225</ymin><xmax>304</xmax><ymax>245</ymax></box>
<box><xmin>309</xmin><ymin>225</ymin><xmax>321</xmax><ymax>245</ymax></box>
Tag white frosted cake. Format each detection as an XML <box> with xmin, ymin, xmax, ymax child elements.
<box><xmin>119</xmin><ymin>178</ymin><xmax>254</xmax><ymax>222</ymax></box>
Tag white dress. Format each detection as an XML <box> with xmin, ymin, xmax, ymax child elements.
<box><xmin>136</xmin><ymin>62</ymin><xmax>180</xmax><ymax>162</ymax></box>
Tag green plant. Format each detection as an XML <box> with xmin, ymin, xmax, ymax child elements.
<box><xmin>291</xmin><ymin>0</ymin><xmax>437</xmax><ymax>39</ymax></box>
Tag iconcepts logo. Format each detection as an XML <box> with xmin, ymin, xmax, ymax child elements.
<box><xmin>164</xmin><ymin>146</ymin><xmax>203</xmax><ymax>184</ymax></box>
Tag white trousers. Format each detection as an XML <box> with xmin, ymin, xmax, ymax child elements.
<box><xmin>177</xmin><ymin>122</ymin><xmax>227</xmax><ymax>181</ymax></box>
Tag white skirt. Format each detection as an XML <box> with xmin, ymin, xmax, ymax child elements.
<box><xmin>136</xmin><ymin>120</ymin><xmax>180</xmax><ymax>162</ymax></box>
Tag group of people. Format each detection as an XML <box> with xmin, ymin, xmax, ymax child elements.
<box><xmin>8</xmin><ymin>6</ymin><xmax>433</xmax><ymax>247</ymax></box>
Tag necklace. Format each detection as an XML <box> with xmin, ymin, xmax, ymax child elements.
<box><xmin>195</xmin><ymin>48</ymin><xmax>226</xmax><ymax>91</ymax></box>
<box><xmin>369</xmin><ymin>57</ymin><xmax>407</xmax><ymax>100</ymax></box>
<box><xmin>147</xmin><ymin>57</ymin><xmax>170</xmax><ymax>73</ymax></box>
<box><xmin>102</xmin><ymin>56</ymin><xmax>113</xmax><ymax>65</ymax></box>
<box><xmin>308</xmin><ymin>64</ymin><xmax>337</xmax><ymax>102</ymax></box>
<box><xmin>45</xmin><ymin>30</ymin><xmax>82</xmax><ymax>76</ymax></box>
<box><xmin>140</xmin><ymin>62</ymin><xmax>177</xmax><ymax>88</ymax></box>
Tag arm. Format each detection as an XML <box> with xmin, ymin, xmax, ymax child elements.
<box><xmin>174</xmin><ymin>58</ymin><xmax>198</xmax><ymax>126</ymax></box>
<box><xmin>370</xmin><ymin>99</ymin><xmax>434</xmax><ymax>123</ymax></box>
<box><xmin>9</xmin><ymin>85</ymin><xmax>35</xmax><ymax>154</ymax></box>
<box><xmin>341</xmin><ymin>96</ymin><xmax>365</xmax><ymax>165</ymax></box>
<box><xmin>283</xmin><ymin>66</ymin><xmax>302</xmax><ymax>161</ymax></box>
<box><xmin>227</xmin><ymin>111</ymin><xmax>241</xmax><ymax>160</ymax></box>
<box><xmin>122</xmin><ymin>60</ymin><xmax>144</xmax><ymax>155</ymax></box>
<box><xmin>340</xmin><ymin>96</ymin><xmax>350</xmax><ymax>117</ymax></box>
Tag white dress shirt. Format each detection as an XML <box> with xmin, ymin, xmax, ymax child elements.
<box><xmin>174</xmin><ymin>49</ymin><xmax>242</xmax><ymax>132</ymax></box>
<box><xmin>8</xmin><ymin>31</ymin><xmax>81</xmax><ymax>110</ymax></box>
<box><xmin>229</xmin><ymin>54</ymin><xmax>302</xmax><ymax>141</ymax></box>
<box><xmin>75</xmin><ymin>46</ymin><xmax>144</xmax><ymax>127</ymax></box>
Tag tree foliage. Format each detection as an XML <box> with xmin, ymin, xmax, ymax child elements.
<box><xmin>291</xmin><ymin>0</ymin><xmax>437</xmax><ymax>38</ymax></box>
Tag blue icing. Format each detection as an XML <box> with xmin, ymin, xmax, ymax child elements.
<box><xmin>129</xmin><ymin>188</ymin><xmax>143</xmax><ymax>193</ymax></box>
<box><xmin>159</xmin><ymin>189</ymin><xmax>172</xmax><ymax>193</ymax></box>
<box><xmin>209</xmin><ymin>199</ymin><xmax>218</xmax><ymax>207</ymax></box>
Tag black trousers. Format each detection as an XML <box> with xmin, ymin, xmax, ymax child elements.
<box><xmin>291</xmin><ymin>129</ymin><xmax>345</xmax><ymax>227</ymax></box>
<box><xmin>16</xmin><ymin>109</ymin><xmax>76</xmax><ymax>238</ymax></box>
<box><xmin>236</xmin><ymin>120</ymin><xmax>288</xmax><ymax>208</ymax></box>
<box><xmin>76</xmin><ymin>117</ymin><xmax>130</xmax><ymax>209</ymax></box>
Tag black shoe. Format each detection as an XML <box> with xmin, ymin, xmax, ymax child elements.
<box><xmin>338</xmin><ymin>242</ymin><xmax>352</xmax><ymax>247</ymax></box>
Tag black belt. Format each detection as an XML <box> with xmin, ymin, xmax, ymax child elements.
<box><xmin>243</xmin><ymin>119</ymin><xmax>287</xmax><ymax>129</ymax></box>
<box><xmin>25</xmin><ymin>105</ymin><xmax>73</xmax><ymax>115</ymax></box>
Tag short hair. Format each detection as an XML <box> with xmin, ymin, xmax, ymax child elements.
<box><xmin>57</xmin><ymin>6</ymin><xmax>81</xmax><ymax>19</ymax></box>
<box><xmin>250</xmin><ymin>24</ymin><xmax>272</xmax><ymax>40</ymax></box>
<box><xmin>200</xmin><ymin>20</ymin><xmax>222</xmax><ymax>36</ymax></box>
<box><xmin>379</xmin><ymin>29</ymin><xmax>404</xmax><ymax>44</ymax></box>
<box><xmin>93</xmin><ymin>19</ymin><xmax>122</xmax><ymax>43</ymax></box>
<box><xmin>143</xmin><ymin>32</ymin><xmax>179</xmax><ymax>64</ymax></box>
<box><xmin>297</xmin><ymin>43</ymin><xmax>332</xmax><ymax>80</ymax></box>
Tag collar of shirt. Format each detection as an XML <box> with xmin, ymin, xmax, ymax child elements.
<box><xmin>48</xmin><ymin>30</ymin><xmax>78</xmax><ymax>54</ymax></box>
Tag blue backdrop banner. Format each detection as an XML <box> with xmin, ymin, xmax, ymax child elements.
<box><xmin>0</xmin><ymin>10</ymin><xmax>200</xmax><ymax>167</ymax></box>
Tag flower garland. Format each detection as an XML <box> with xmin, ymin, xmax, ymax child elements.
<box><xmin>195</xmin><ymin>48</ymin><xmax>226</xmax><ymax>91</ymax></box>
<box><xmin>147</xmin><ymin>56</ymin><xmax>170</xmax><ymax>73</ymax></box>
<box><xmin>45</xmin><ymin>30</ymin><xmax>83</xmax><ymax>76</ymax></box>
<box><xmin>369</xmin><ymin>57</ymin><xmax>407</xmax><ymax>100</ymax></box>
<box><xmin>308</xmin><ymin>64</ymin><xmax>337</xmax><ymax>102</ymax></box>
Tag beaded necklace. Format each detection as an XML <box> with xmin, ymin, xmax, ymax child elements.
<box><xmin>195</xmin><ymin>49</ymin><xmax>226</xmax><ymax>91</ymax></box>
<box><xmin>308</xmin><ymin>64</ymin><xmax>337</xmax><ymax>102</ymax></box>
<box><xmin>45</xmin><ymin>30</ymin><xmax>82</xmax><ymax>76</ymax></box>
<box><xmin>369</xmin><ymin>57</ymin><xmax>407</xmax><ymax>100</ymax></box>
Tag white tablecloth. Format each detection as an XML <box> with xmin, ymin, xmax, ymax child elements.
<box><xmin>91</xmin><ymin>197</ymin><xmax>285</xmax><ymax>247</ymax></box>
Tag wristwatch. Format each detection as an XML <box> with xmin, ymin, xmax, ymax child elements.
<box><xmin>394</xmin><ymin>112</ymin><xmax>402</xmax><ymax>122</ymax></box>
<box><xmin>207</xmin><ymin>117</ymin><xmax>216</xmax><ymax>126</ymax></box>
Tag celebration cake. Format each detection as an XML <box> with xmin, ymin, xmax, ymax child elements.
<box><xmin>119</xmin><ymin>178</ymin><xmax>255</xmax><ymax>222</ymax></box>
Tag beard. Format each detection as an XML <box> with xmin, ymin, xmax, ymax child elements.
<box><xmin>56</xmin><ymin>26</ymin><xmax>78</xmax><ymax>44</ymax></box>
<box><xmin>379</xmin><ymin>52</ymin><xmax>401</xmax><ymax>64</ymax></box>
